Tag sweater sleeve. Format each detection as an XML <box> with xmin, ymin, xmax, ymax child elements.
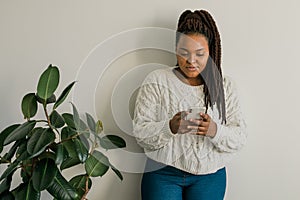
<box><xmin>209</xmin><ymin>76</ymin><xmax>247</xmax><ymax>153</ymax></box>
<box><xmin>132</xmin><ymin>72</ymin><xmax>175</xmax><ymax>151</ymax></box>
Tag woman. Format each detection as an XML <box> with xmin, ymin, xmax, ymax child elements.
<box><xmin>133</xmin><ymin>9</ymin><xmax>247</xmax><ymax>200</ymax></box>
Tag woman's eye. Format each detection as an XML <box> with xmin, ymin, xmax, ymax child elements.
<box><xmin>197</xmin><ymin>54</ymin><xmax>204</xmax><ymax>57</ymax></box>
<box><xmin>179</xmin><ymin>52</ymin><xmax>188</xmax><ymax>56</ymax></box>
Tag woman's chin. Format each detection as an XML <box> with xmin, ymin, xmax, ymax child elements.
<box><xmin>185</xmin><ymin>72</ymin><xmax>200</xmax><ymax>78</ymax></box>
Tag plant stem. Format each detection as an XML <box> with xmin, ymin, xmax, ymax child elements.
<box><xmin>0</xmin><ymin>156</ymin><xmax>11</xmax><ymax>164</ymax></box>
<box><xmin>89</xmin><ymin>139</ymin><xmax>98</xmax><ymax>155</ymax></box>
<box><xmin>58</xmin><ymin>134</ymin><xmax>79</xmax><ymax>144</ymax></box>
<box><xmin>43</xmin><ymin>105</ymin><xmax>51</xmax><ymax>126</ymax></box>
<box><xmin>81</xmin><ymin>175</ymin><xmax>90</xmax><ymax>200</ymax></box>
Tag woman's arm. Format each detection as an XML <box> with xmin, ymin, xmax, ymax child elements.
<box><xmin>208</xmin><ymin>77</ymin><xmax>247</xmax><ymax>153</ymax></box>
<box><xmin>132</xmin><ymin>73</ymin><xmax>175</xmax><ymax>151</ymax></box>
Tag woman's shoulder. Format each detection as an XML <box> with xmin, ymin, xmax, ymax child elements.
<box><xmin>148</xmin><ymin>66</ymin><xmax>174</xmax><ymax>76</ymax></box>
<box><xmin>143</xmin><ymin>66</ymin><xmax>175</xmax><ymax>82</ymax></box>
<box><xmin>222</xmin><ymin>75</ymin><xmax>240</xmax><ymax>100</ymax></box>
<box><xmin>223</xmin><ymin>74</ymin><xmax>234</xmax><ymax>85</ymax></box>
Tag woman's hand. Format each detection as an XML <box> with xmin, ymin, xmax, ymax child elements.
<box><xmin>187</xmin><ymin>113</ymin><xmax>217</xmax><ymax>137</ymax></box>
<box><xmin>170</xmin><ymin>111</ymin><xmax>217</xmax><ymax>137</ymax></box>
<box><xmin>169</xmin><ymin>111</ymin><xmax>191</xmax><ymax>134</ymax></box>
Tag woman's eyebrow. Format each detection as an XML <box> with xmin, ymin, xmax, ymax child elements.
<box><xmin>178</xmin><ymin>47</ymin><xmax>188</xmax><ymax>51</ymax></box>
<box><xmin>178</xmin><ymin>47</ymin><xmax>205</xmax><ymax>51</ymax></box>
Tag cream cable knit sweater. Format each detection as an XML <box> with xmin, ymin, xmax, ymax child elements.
<box><xmin>133</xmin><ymin>67</ymin><xmax>247</xmax><ymax>174</ymax></box>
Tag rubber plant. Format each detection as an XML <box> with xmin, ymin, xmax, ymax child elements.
<box><xmin>0</xmin><ymin>65</ymin><xmax>126</xmax><ymax>200</ymax></box>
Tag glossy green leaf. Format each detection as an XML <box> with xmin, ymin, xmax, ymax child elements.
<box><xmin>28</xmin><ymin>127</ymin><xmax>43</xmax><ymax>138</ymax></box>
<box><xmin>96</xmin><ymin>120</ymin><xmax>103</xmax><ymax>134</ymax></box>
<box><xmin>37</xmin><ymin>65</ymin><xmax>60</xmax><ymax>100</ymax></box>
<box><xmin>55</xmin><ymin>143</ymin><xmax>64</xmax><ymax>165</ymax></box>
<box><xmin>86</xmin><ymin>113</ymin><xmax>96</xmax><ymax>133</ymax></box>
<box><xmin>62</xmin><ymin>112</ymin><xmax>89</xmax><ymax>136</ymax></box>
<box><xmin>12</xmin><ymin>182</ymin><xmax>40</xmax><ymax>200</ymax></box>
<box><xmin>69</xmin><ymin>174</ymin><xmax>92</xmax><ymax>198</ymax></box>
<box><xmin>27</xmin><ymin>128</ymin><xmax>55</xmax><ymax>157</ymax></box>
<box><xmin>36</xmin><ymin>94</ymin><xmax>56</xmax><ymax>105</ymax></box>
<box><xmin>46</xmin><ymin>171</ymin><xmax>79</xmax><ymax>200</ymax></box>
<box><xmin>16</xmin><ymin>141</ymin><xmax>27</xmax><ymax>158</ymax></box>
<box><xmin>78</xmin><ymin>134</ymin><xmax>90</xmax><ymax>152</ymax></box>
<box><xmin>46</xmin><ymin>94</ymin><xmax>56</xmax><ymax>103</ymax></box>
<box><xmin>62</xmin><ymin>140</ymin><xmax>77</xmax><ymax>158</ymax></box>
<box><xmin>16</xmin><ymin>140</ymin><xmax>29</xmax><ymax>162</ymax></box>
<box><xmin>74</xmin><ymin>138</ymin><xmax>88</xmax><ymax>163</ymax></box>
<box><xmin>61</xmin><ymin>130</ymin><xmax>89</xmax><ymax>166</ymax></box>
<box><xmin>71</xmin><ymin>103</ymin><xmax>89</xmax><ymax>134</ymax></box>
<box><xmin>62</xmin><ymin>113</ymin><xmax>76</xmax><ymax>129</ymax></box>
<box><xmin>60</xmin><ymin>157</ymin><xmax>81</xmax><ymax>170</ymax></box>
<box><xmin>3</xmin><ymin>140</ymin><xmax>22</xmax><ymax>161</ymax></box>
<box><xmin>38</xmin><ymin>151</ymin><xmax>56</xmax><ymax>161</ymax></box>
<box><xmin>61</xmin><ymin>127</ymin><xmax>78</xmax><ymax>160</ymax></box>
<box><xmin>20</xmin><ymin>159</ymin><xmax>32</xmax><ymax>183</ymax></box>
<box><xmin>32</xmin><ymin>158</ymin><xmax>57</xmax><ymax>191</ymax></box>
<box><xmin>0</xmin><ymin>124</ymin><xmax>20</xmax><ymax>153</ymax></box>
<box><xmin>21</xmin><ymin>93</ymin><xmax>38</xmax><ymax>119</ymax></box>
<box><xmin>71</xmin><ymin>103</ymin><xmax>80</xmax><ymax>130</ymax></box>
<box><xmin>61</xmin><ymin>127</ymin><xmax>77</xmax><ymax>140</ymax></box>
<box><xmin>50</xmin><ymin>110</ymin><xmax>65</xmax><ymax>128</ymax></box>
<box><xmin>3</xmin><ymin>121</ymin><xmax>36</xmax><ymax>145</ymax></box>
<box><xmin>85</xmin><ymin>151</ymin><xmax>109</xmax><ymax>177</ymax></box>
<box><xmin>0</xmin><ymin>174</ymin><xmax>12</xmax><ymax>193</ymax></box>
<box><xmin>111</xmin><ymin>164</ymin><xmax>123</xmax><ymax>181</ymax></box>
<box><xmin>100</xmin><ymin>135</ymin><xmax>126</xmax><ymax>150</ymax></box>
<box><xmin>53</xmin><ymin>81</ymin><xmax>76</xmax><ymax>109</ymax></box>
<box><xmin>0</xmin><ymin>162</ymin><xmax>19</xmax><ymax>181</ymax></box>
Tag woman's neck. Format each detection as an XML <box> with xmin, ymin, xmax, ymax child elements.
<box><xmin>174</xmin><ymin>67</ymin><xmax>203</xmax><ymax>86</ymax></box>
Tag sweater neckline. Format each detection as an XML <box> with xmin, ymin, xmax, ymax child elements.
<box><xmin>169</xmin><ymin>67</ymin><xmax>204</xmax><ymax>89</ymax></box>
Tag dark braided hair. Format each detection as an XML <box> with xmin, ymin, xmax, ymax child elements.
<box><xmin>176</xmin><ymin>10</ymin><xmax>226</xmax><ymax>124</ymax></box>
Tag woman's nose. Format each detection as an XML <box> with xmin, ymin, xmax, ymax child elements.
<box><xmin>187</xmin><ymin>54</ymin><xmax>196</xmax><ymax>64</ymax></box>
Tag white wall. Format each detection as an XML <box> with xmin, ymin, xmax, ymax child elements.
<box><xmin>1</xmin><ymin>0</ymin><xmax>300</xmax><ymax>199</ymax></box>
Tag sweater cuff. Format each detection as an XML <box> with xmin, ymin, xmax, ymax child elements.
<box><xmin>159</xmin><ymin>120</ymin><xmax>175</xmax><ymax>140</ymax></box>
<box><xmin>209</xmin><ymin>123</ymin><xmax>224</xmax><ymax>145</ymax></box>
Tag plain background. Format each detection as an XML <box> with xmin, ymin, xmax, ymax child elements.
<box><xmin>1</xmin><ymin>0</ymin><xmax>300</xmax><ymax>199</ymax></box>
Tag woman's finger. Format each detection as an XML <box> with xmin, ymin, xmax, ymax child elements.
<box><xmin>200</xmin><ymin>113</ymin><xmax>210</xmax><ymax>122</ymax></box>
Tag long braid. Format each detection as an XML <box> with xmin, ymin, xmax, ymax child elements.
<box><xmin>176</xmin><ymin>10</ymin><xmax>226</xmax><ymax>124</ymax></box>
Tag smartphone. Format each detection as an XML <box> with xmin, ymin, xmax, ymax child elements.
<box><xmin>185</xmin><ymin>107</ymin><xmax>205</xmax><ymax>120</ymax></box>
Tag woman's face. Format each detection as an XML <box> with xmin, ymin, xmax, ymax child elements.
<box><xmin>176</xmin><ymin>34</ymin><xmax>210</xmax><ymax>79</ymax></box>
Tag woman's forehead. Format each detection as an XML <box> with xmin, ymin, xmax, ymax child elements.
<box><xmin>177</xmin><ymin>34</ymin><xmax>208</xmax><ymax>50</ymax></box>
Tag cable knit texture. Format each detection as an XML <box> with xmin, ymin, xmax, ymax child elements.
<box><xmin>133</xmin><ymin>67</ymin><xmax>247</xmax><ymax>174</ymax></box>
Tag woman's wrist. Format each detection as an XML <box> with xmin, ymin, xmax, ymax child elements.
<box><xmin>169</xmin><ymin>119</ymin><xmax>177</xmax><ymax>134</ymax></box>
<box><xmin>206</xmin><ymin>120</ymin><xmax>217</xmax><ymax>138</ymax></box>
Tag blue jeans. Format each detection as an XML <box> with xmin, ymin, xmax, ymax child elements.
<box><xmin>141</xmin><ymin>161</ymin><xmax>226</xmax><ymax>200</ymax></box>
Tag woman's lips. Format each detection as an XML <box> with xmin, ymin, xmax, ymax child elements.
<box><xmin>186</xmin><ymin>66</ymin><xmax>198</xmax><ymax>71</ymax></box>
